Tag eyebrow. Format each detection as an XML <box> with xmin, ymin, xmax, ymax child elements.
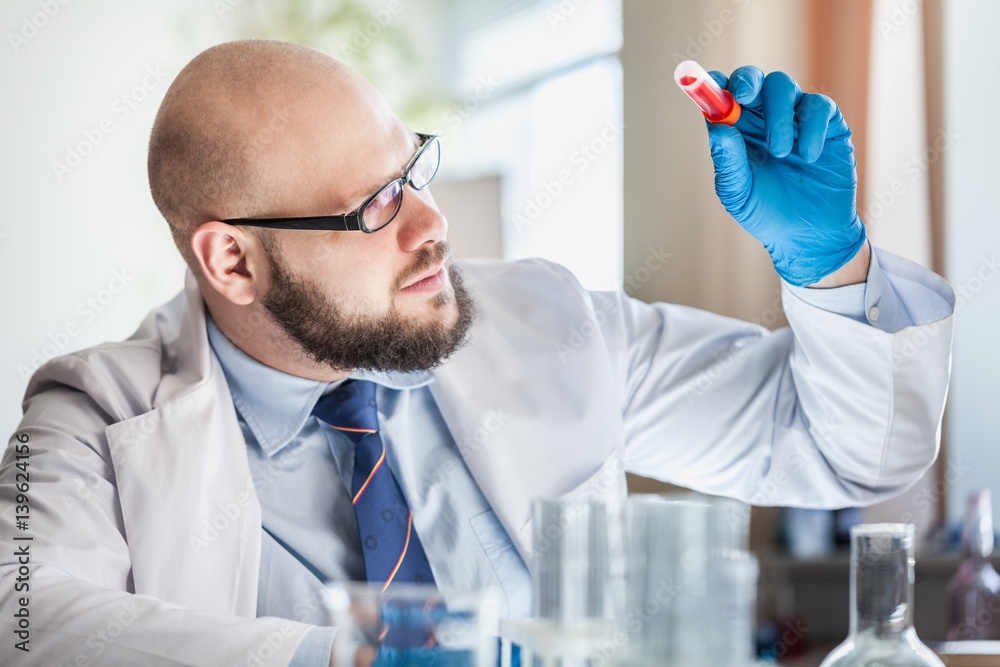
<box><xmin>339</xmin><ymin>131</ymin><xmax>423</xmax><ymax>213</ymax></box>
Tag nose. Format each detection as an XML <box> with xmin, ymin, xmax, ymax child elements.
<box><xmin>394</xmin><ymin>185</ymin><xmax>447</xmax><ymax>253</ymax></box>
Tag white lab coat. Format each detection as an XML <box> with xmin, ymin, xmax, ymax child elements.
<box><xmin>0</xmin><ymin>253</ymin><xmax>954</xmax><ymax>666</ymax></box>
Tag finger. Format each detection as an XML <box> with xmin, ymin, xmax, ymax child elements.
<box><xmin>795</xmin><ymin>93</ymin><xmax>836</xmax><ymax>163</ymax></box>
<box><xmin>708</xmin><ymin>70</ymin><xmax>728</xmax><ymax>90</ymax></box>
<box><xmin>707</xmin><ymin>123</ymin><xmax>752</xmax><ymax>217</ymax></box>
<box><xmin>727</xmin><ymin>65</ymin><xmax>764</xmax><ymax>107</ymax></box>
<box><xmin>762</xmin><ymin>71</ymin><xmax>802</xmax><ymax>158</ymax></box>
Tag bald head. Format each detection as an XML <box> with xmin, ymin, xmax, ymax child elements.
<box><xmin>148</xmin><ymin>40</ymin><xmax>399</xmax><ymax>269</ymax></box>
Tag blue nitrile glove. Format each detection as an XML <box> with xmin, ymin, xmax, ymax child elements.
<box><xmin>705</xmin><ymin>66</ymin><xmax>867</xmax><ymax>287</ymax></box>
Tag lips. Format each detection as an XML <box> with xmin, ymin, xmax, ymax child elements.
<box><xmin>402</xmin><ymin>261</ymin><xmax>445</xmax><ymax>290</ymax></box>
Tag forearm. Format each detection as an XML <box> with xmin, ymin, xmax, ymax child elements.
<box><xmin>0</xmin><ymin>571</ymin><xmax>312</xmax><ymax>666</ymax></box>
<box><xmin>808</xmin><ymin>239</ymin><xmax>871</xmax><ymax>289</ymax></box>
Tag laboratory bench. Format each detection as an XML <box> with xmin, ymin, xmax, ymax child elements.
<box><xmin>777</xmin><ymin>643</ymin><xmax>1000</xmax><ymax>667</ymax></box>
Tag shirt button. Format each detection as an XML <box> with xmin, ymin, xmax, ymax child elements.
<box><xmin>868</xmin><ymin>306</ymin><xmax>880</xmax><ymax>322</ymax></box>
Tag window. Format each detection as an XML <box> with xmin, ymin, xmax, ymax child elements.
<box><xmin>439</xmin><ymin>0</ymin><xmax>623</xmax><ymax>290</ymax></box>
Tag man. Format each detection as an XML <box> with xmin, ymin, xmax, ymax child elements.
<box><xmin>0</xmin><ymin>40</ymin><xmax>954</xmax><ymax>666</ymax></box>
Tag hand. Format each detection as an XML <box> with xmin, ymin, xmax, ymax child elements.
<box><xmin>705</xmin><ymin>66</ymin><xmax>867</xmax><ymax>287</ymax></box>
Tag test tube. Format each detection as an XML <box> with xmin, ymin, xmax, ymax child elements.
<box><xmin>673</xmin><ymin>60</ymin><xmax>741</xmax><ymax>125</ymax></box>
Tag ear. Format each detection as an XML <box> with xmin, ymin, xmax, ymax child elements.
<box><xmin>190</xmin><ymin>221</ymin><xmax>264</xmax><ymax>306</ymax></box>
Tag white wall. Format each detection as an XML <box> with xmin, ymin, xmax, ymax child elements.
<box><xmin>0</xmin><ymin>0</ymin><xmax>212</xmax><ymax>438</ymax></box>
<box><xmin>942</xmin><ymin>0</ymin><xmax>1000</xmax><ymax>526</ymax></box>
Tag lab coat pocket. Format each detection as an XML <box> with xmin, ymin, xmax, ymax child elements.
<box><xmin>470</xmin><ymin>508</ymin><xmax>532</xmax><ymax>618</ymax></box>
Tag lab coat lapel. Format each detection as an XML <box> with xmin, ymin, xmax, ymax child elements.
<box><xmin>430</xmin><ymin>260</ymin><xmax>627</xmax><ymax>564</ymax></box>
<box><xmin>105</xmin><ymin>273</ymin><xmax>261</xmax><ymax>617</ymax></box>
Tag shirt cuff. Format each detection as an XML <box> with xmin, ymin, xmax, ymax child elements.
<box><xmin>783</xmin><ymin>243</ymin><xmax>955</xmax><ymax>333</ymax></box>
<box><xmin>783</xmin><ymin>242</ymin><xmax>872</xmax><ymax>325</ymax></box>
<box><xmin>289</xmin><ymin>626</ymin><xmax>336</xmax><ymax>667</ymax></box>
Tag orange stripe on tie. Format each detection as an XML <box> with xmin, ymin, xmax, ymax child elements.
<box><xmin>381</xmin><ymin>514</ymin><xmax>413</xmax><ymax>593</ymax></box>
<box><xmin>332</xmin><ymin>426</ymin><xmax>378</xmax><ymax>435</ymax></box>
<box><xmin>352</xmin><ymin>448</ymin><xmax>386</xmax><ymax>506</ymax></box>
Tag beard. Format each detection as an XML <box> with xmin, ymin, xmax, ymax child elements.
<box><xmin>259</xmin><ymin>238</ymin><xmax>477</xmax><ymax>374</ymax></box>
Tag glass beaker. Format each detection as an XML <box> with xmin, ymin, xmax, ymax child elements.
<box><xmin>518</xmin><ymin>497</ymin><xmax>622</xmax><ymax>666</ymax></box>
<box><xmin>532</xmin><ymin>497</ymin><xmax>615</xmax><ymax>622</ymax></box>
<box><xmin>324</xmin><ymin>582</ymin><xmax>499</xmax><ymax>667</ymax></box>
<box><xmin>623</xmin><ymin>493</ymin><xmax>757</xmax><ymax>667</ymax></box>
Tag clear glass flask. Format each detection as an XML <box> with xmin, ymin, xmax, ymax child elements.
<box><xmin>820</xmin><ymin>524</ymin><xmax>944</xmax><ymax>667</ymax></box>
<box><xmin>945</xmin><ymin>489</ymin><xmax>1000</xmax><ymax>640</ymax></box>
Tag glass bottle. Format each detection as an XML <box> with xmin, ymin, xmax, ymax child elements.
<box><xmin>820</xmin><ymin>524</ymin><xmax>944</xmax><ymax>667</ymax></box>
<box><xmin>946</xmin><ymin>489</ymin><xmax>1000</xmax><ymax>640</ymax></box>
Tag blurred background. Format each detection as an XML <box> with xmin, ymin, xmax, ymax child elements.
<box><xmin>1</xmin><ymin>0</ymin><xmax>997</xmax><ymax>655</ymax></box>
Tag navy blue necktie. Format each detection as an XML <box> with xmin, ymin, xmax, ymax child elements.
<box><xmin>312</xmin><ymin>379</ymin><xmax>436</xmax><ymax>591</ymax></box>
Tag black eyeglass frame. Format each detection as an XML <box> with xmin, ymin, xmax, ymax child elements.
<box><xmin>220</xmin><ymin>133</ymin><xmax>440</xmax><ymax>233</ymax></box>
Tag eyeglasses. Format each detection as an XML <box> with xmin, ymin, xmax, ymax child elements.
<box><xmin>221</xmin><ymin>133</ymin><xmax>441</xmax><ymax>234</ymax></box>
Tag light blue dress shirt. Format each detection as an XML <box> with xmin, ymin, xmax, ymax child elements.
<box><xmin>206</xmin><ymin>244</ymin><xmax>905</xmax><ymax>667</ymax></box>
<box><xmin>206</xmin><ymin>318</ymin><xmax>533</xmax><ymax>667</ymax></box>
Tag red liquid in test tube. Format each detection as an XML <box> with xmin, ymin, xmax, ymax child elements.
<box><xmin>674</xmin><ymin>60</ymin><xmax>741</xmax><ymax>125</ymax></box>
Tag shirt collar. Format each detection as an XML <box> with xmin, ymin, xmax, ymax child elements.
<box><xmin>205</xmin><ymin>312</ymin><xmax>434</xmax><ymax>457</ymax></box>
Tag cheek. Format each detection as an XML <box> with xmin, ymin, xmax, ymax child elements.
<box><xmin>299</xmin><ymin>235</ymin><xmax>401</xmax><ymax>304</ymax></box>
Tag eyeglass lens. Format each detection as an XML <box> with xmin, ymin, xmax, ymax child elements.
<box><xmin>362</xmin><ymin>138</ymin><xmax>440</xmax><ymax>231</ymax></box>
<box><xmin>410</xmin><ymin>139</ymin><xmax>440</xmax><ymax>189</ymax></box>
